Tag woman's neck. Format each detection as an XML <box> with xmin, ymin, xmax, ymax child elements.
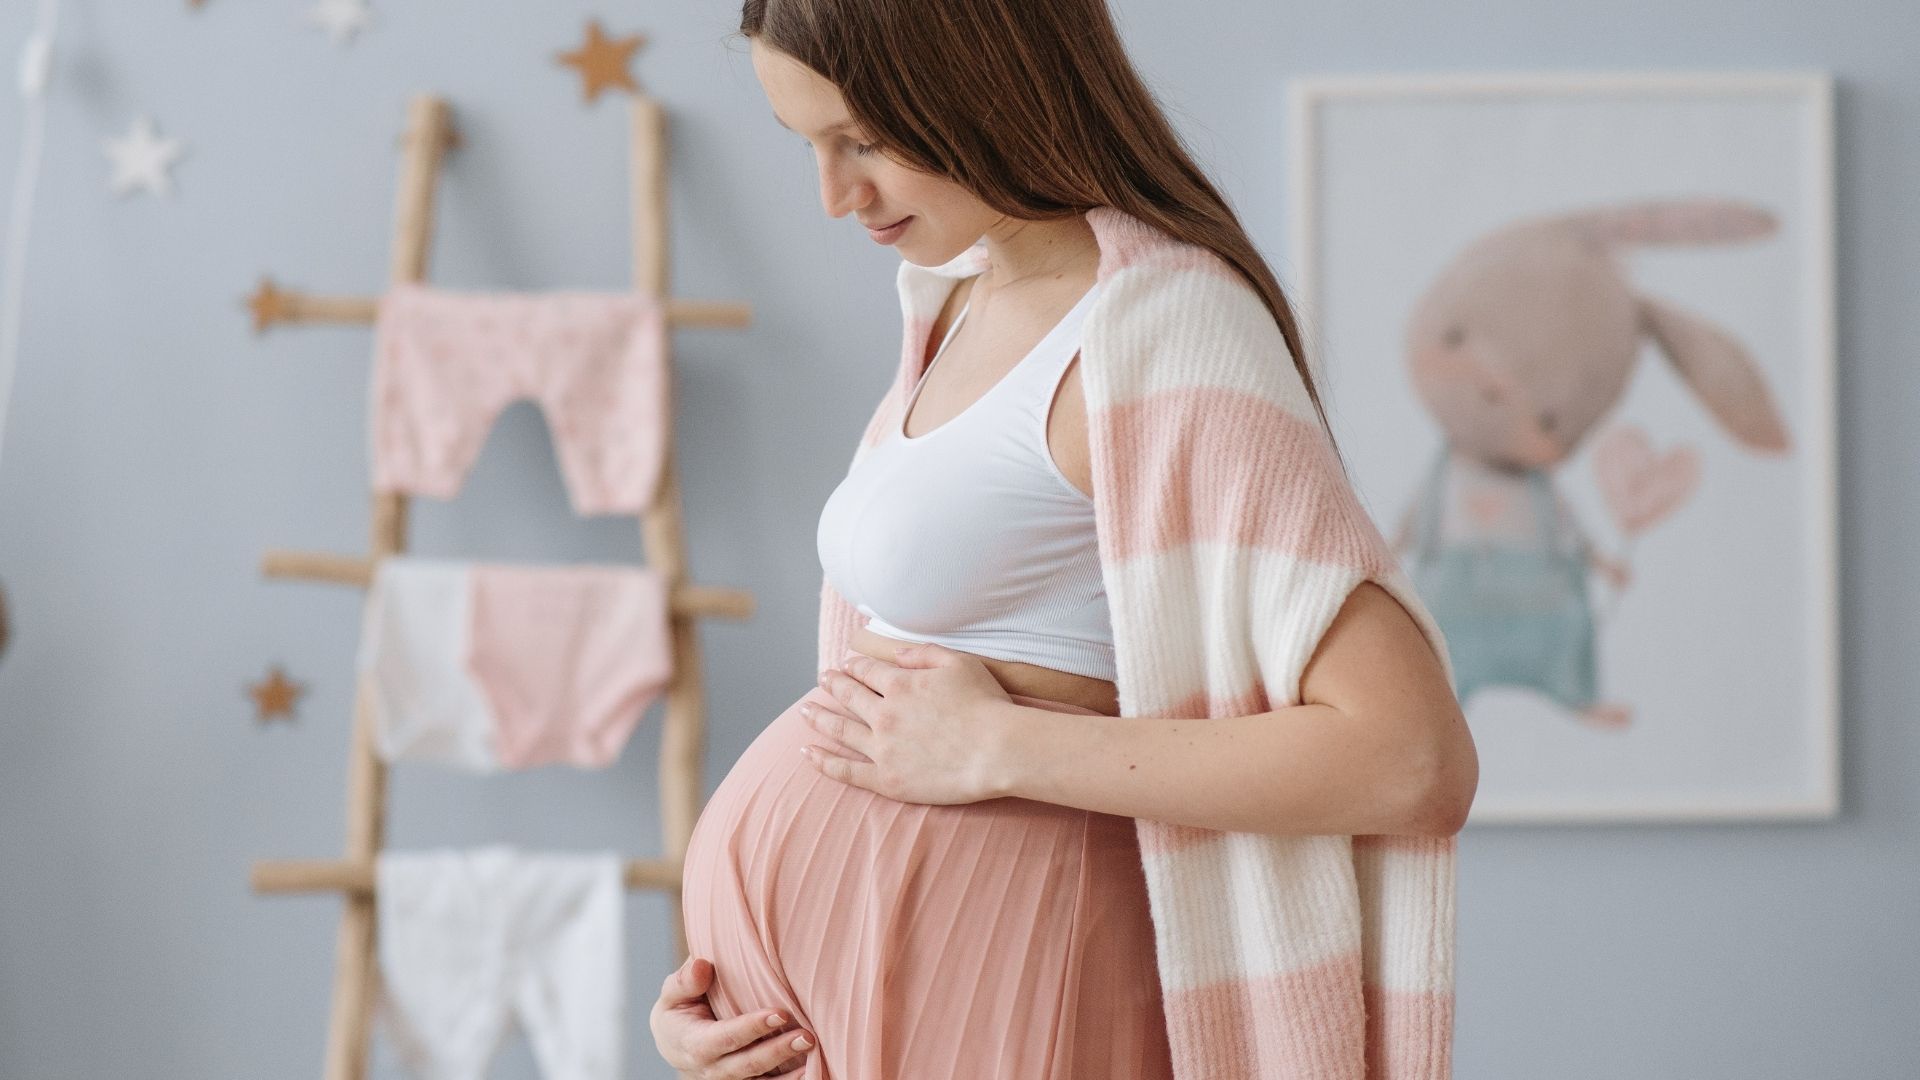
<box><xmin>976</xmin><ymin>212</ymin><xmax>1099</xmax><ymax>291</ymax></box>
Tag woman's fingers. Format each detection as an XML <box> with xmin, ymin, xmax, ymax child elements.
<box><xmin>820</xmin><ymin>666</ymin><xmax>886</xmax><ymax>720</ymax></box>
<box><xmin>802</xmin><ymin>700</ymin><xmax>874</xmax><ymax>761</ymax></box>
<box><xmin>842</xmin><ymin>653</ymin><xmax>905</xmax><ymax>694</ymax></box>
<box><xmin>699</xmin><ymin>1006</ymin><xmax>806</xmax><ymax>1061</ymax></box>
<box><xmin>658</xmin><ymin>955</ymin><xmax>712</xmax><ymax>1006</ymax></box>
<box><xmin>753</xmin><ymin>1049</ymin><xmax>810</xmax><ymax>1076</ymax></box>
<box><xmin>651</xmin><ymin>958</ymin><xmax>817</xmax><ymax>1075</ymax></box>
<box><xmin>714</xmin><ymin>1019</ymin><xmax>815</xmax><ymax>1077</ymax></box>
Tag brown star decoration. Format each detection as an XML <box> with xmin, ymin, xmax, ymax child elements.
<box><xmin>556</xmin><ymin>19</ymin><xmax>646</xmax><ymax>104</ymax></box>
<box><xmin>245</xmin><ymin>276</ymin><xmax>292</xmax><ymax>334</ymax></box>
<box><xmin>248</xmin><ymin>664</ymin><xmax>307</xmax><ymax>725</ymax></box>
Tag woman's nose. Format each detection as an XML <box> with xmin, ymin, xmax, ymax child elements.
<box><xmin>817</xmin><ymin>162</ymin><xmax>869</xmax><ymax>219</ymax></box>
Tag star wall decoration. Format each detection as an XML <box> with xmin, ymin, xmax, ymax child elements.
<box><xmin>245</xmin><ymin>277</ymin><xmax>292</xmax><ymax>333</ymax></box>
<box><xmin>306</xmin><ymin>0</ymin><xmax>372</xmax><ymax>47</ymax></box>
<box><xmin>248</xmin><ymin>664</ymin><xmax>307</xmax><ymax>725</ymax></box>
<box><xmin>556</xmin><ymin>19</ymin><xmax>646</xmax><ymax>104</ymax></box>
<box><xmin>102</xmin><ymin>116</ymin><xmax>187</xmax><ymax>198</ymax></box>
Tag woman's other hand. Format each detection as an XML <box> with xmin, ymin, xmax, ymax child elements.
<box><xmin>803</xmin><ymin>644</ymin><xmax>1017</xmax><ymax>805</ymax></box>
<box><xmin>649</xmin><ymin>954</ymin><xmax>815</xmax><ymax>1078</ymax></box>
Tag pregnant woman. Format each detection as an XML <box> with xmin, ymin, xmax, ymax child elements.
<box><xmin>653</xmin><ymin>2</ymin><xmax>1478</xmax><ymax>1078</ymax></box>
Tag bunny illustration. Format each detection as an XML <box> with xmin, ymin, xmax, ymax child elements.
<box><xmin>1391</xmin><ymin>199</ymin><xmax>1792</xmax><ymax>730</ymax></box>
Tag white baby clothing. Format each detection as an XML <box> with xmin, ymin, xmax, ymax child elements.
<box><xmin>375</xmin><ymin>846</ymin><xmax>626</xmax><ymax>1080</ymax></box>
<box><xmin>359</xmin><ymin>559</ymin><xmax>497</xmax><ymax>771</ymax></box>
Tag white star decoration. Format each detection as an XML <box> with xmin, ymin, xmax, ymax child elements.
<box><xmin>101</xmin><ymin>116</ymin><xmax>187</xmax><ymax>198</ymax></box>
<box><xmin>305</xmin><ymin>0</ymin><xmax>373</xmax><ymax>46</ymax></box>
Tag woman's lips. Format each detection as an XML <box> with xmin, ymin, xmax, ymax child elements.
<box><xmin>867</xmin><ymin>216</ymin><xmax>912</xmax><ymax>243</ymax></box>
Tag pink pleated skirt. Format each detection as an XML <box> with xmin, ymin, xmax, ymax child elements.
<box><xmin>681</xmin><ymin>683</ymin><xmax>1173</xmax><ymax>1079</ymax></box>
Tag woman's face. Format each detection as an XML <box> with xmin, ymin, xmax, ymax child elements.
<box><xmin>750</xmin><ymin>38</ymin><xmax>993</xmax><ymax>265</ymax></box>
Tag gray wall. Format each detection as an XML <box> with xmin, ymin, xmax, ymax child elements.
<box><xmin>1</xmin><ymin>1</ymin><xmax>1913</xmax><ymax>1077</ymax></box>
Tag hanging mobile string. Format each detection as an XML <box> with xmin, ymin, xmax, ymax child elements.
<box><xmin>0</xmin><ymin>0</ymin><xmax>62</xmax><ymax>479</ymax></box>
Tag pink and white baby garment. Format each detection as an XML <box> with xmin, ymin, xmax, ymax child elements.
<box><xmin>356</xmin><ymin>557</ymin><xmax>675</xmax><ymax>772</ymax></box>
<box><xmin>374</xmin><ymin>846</ymin><xmax>625</xmax><ymax>1080</ymax></box>
<box><xmin>370</xmin><ymin>283</ymin><xmax>671</xmax><ymax>518</ymax></box>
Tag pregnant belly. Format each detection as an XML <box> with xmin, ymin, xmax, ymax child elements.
<box><xmin>680</xmin><ymin>684</ymin><xmax>1171</xmax><ymax>1078</ymax></box>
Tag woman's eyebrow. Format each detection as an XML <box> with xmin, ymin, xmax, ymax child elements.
<box><xmin>774</xmin><ymin>114</ymin><xmax>858</xmax><ymax>136</ymax></box>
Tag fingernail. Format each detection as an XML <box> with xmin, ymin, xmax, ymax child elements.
<box><xmin>767</xmin><ymin>1012</ymin><xmax>784</xmax><ymax>1028</ymax></box>
<box><xmin>792</xmin><ymin>1034</ymin><xmax>813</xmax><ymax>1050</ymax></box>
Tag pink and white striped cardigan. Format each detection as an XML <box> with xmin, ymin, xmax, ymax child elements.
<box><xmin>815</xmin><ymin>204</ymin><xmax>1459</xmax><ymax>1078</ymax></box>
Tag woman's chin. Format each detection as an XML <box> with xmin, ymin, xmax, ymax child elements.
<box><xmin>898</xmin><ymin>236</ymin><xmax>978</xmax><ymax>269</ymax></box>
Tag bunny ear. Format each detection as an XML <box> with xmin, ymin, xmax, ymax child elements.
<box><xmin>1637</xmin><ymin>293</ymin><xmax>1792</xmax><ymax>453</ymax></box>
<box><xmin>1567</xmin><ymin>198</ymin><xmax>1779</xmax><ymax>247</ymax></box>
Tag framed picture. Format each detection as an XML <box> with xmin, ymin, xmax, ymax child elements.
<box><xmin>1285</xmin><ymin>72</ymin><xmax>1837</xmax><ymax>824</ymax></box>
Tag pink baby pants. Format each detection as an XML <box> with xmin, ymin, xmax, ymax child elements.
<box><xmin>370</xmin><ymin>283</ymin><xmax>671</xmax><ymax>517</ymax></box>
<box><xmin>467</xmin><ymin>562</ymin><xmax>676</xmax><ymax>770</ymax></box>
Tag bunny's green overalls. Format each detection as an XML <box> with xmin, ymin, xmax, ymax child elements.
<box><xmin>1406</xmin><ymin>448</ymin><xmax>1598</xmax><ymax>709</ymax></box>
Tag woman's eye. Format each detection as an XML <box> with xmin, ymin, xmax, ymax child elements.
<box><xmin>853</xmin><ymin>142</ymin><xmax>877</xmax><ymax>157</ymax></box>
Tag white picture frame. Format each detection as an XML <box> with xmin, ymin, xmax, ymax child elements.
<box><xmin>1285</xmin><ymin>71</ymin><xmax>1838</xmax><ymax>824</ymax></box>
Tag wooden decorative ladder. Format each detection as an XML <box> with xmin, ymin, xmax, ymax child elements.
<box><xmin>245</xmin><ymin>92</ymin><xmax>753</xmax><ymax>1080</ymax></box>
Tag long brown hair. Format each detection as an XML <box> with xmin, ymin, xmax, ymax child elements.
<box><xmin>737</xmin><ymin>0</ymin><xmax>1346</xmax><ymax>468</ymax></box>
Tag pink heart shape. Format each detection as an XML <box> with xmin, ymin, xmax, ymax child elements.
<box><xmin>1592</xmin><ymin>425</ymin><xmax>1700</xmax><ymax>534</ymax></box>
<box><xmin>1464</xmin><ymin>489</ymin><xmax>1510</xmax><ymax>528</ymax></box>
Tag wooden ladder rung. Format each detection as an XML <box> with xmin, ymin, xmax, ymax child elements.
<box><xmin>252</xmin><ymin>856</ymin><xmax>682</xmax><ymax>895</ymax></box>
<box><xmin>248</xmin><ymin>285</ymin><xmax>752</xmax><ymax>331</ymax></box>
<box><xmin>260</xmin><ymin>548</ymin><xmax>755</xmax><ymax>620</ymax></box>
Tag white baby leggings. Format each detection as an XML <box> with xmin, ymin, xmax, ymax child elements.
<box><xmin>375</xmin><ymin>846</ymin><xmax>625</xmax><ymax>1079</ymax></box>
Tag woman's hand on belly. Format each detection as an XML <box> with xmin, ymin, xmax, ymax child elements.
<box><xmin>650</xmin><ymin>955</ymin><xmax>815</xmax><ymax>1077</ymax></box>
<box><xmin>803</xmin><ymin>640</ymin><xmax>1029</xmax><ymax>805</ymax></box>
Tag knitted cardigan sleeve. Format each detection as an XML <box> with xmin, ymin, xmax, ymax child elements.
<box><xmin>1079</xmin><ymin>238</ymin><xmax>1459</xmax><ymax>1080</ymax></box>
<box><xmin>1078</xmin><ymin>245</ymin><xmax>1457</xmax><ymax>717</ymax></box>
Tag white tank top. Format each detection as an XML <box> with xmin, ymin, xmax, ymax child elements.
<box><xmin>815</xmin><ymin>280</ymin><xmax>1115</xmax><ymax>681</ymax></box>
